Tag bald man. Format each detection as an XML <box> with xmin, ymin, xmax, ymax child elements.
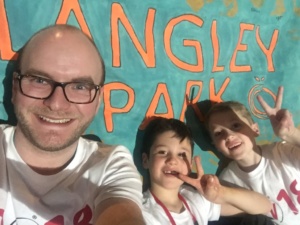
<box><xmin>0</xmin><ymin>24</ymin><xmax>145</xmax><ymax>225</ymax></box>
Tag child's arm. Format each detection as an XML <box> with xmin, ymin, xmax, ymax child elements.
<box><xmin>257</xmin><ymin>86</ymin><xmax>300</xmax><ymax>146</ymax></box>
<box><xmin>178</xmin><ymin>156</ymin><xmax>272</xmax><ymax>216</ymax></box>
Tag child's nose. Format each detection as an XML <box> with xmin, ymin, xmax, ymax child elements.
<box><xmin>225</xmin><ymin>130</ymin><xmax>234</xmax><ymax>141</ymax></box>
<box><xmin>166</xmin><ymin>155</ymin><xmax>178</xmax><ymax>165</ymax></box>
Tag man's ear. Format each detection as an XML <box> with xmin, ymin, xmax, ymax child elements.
<box><xmin>142</xmin><ymin>153</ymin><xmax>149</xmax><ymax>169</ymax></box>
<box><xmin>252</xmin><ymin>123</ymin><xmax>260</xmax><ymax>137</ymax></box>
<box><xmin>94</xmin><ymin>86</ymin><xmax>103</xmax><ymax>115</ymax></box>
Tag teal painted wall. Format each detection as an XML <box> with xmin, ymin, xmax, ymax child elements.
<box><xmin>1</xmin><ymin>0</ymin><xmax>300</xmax><ymax>174</ymax></box>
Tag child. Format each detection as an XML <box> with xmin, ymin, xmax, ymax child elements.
<box><xmin>141</xmin><ymin>117</ymin><xmax>272</xmax><ymax>225</ymax></box>
<box><xmin>205</xmin><ymin>86</ymin><xmax>300</xmax><ymax>224</ymax></box>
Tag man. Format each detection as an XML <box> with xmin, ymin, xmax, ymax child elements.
<box><xmin>0</xmin><ymin>24</ymin><xmax>145</xmax><ymax>225</ymax></box>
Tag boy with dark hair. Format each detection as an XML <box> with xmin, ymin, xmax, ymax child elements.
<box><xmin>140</xmin><ymin>117</ymin><xmax>272</xmax><ymax>225</ymax></box>
<box><xmin>205</xmin><ymin>86</ymin><xmax>300</xmax><ymax>224</ymax></box>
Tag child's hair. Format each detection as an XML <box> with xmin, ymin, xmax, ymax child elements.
<box><xmin>205</xmin><ymin>101</ymin><xmax>255</xmax><ymax>129</ymax></box>
<box><xmin>141</xmin><ymin>117</ymin><xmax>194</xmax><ymax>157</ymax></box>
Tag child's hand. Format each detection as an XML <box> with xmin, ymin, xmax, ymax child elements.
<box><xmin>257</xmin><ymin>86</ymin><xmax>295</xmax><ymax>140</ymax></box>
<box><xmin>177</xmin><ymin>156</ymin><xmax>225</xmax><ymax>204</ymax></box>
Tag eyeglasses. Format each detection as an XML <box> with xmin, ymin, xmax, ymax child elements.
<box><xmin>14</xmin><ymin>72</ymin><xmax>101</xmax><ymax>104</ymax></box>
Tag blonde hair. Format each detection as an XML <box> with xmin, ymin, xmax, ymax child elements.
<box><xmin>205</xmin><ymin>101</ymin><xmax>254</xmax><ymax>129</ymax></box>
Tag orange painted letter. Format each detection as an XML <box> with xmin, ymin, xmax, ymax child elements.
<box><xmin>56</xmin><ymin>0</ymin><xmax>91</xmax><ymax>38</ymax></box>
<box><xmin>164</xmin><ymin>14</ymin><xmax>204</xmax><ymax>72</ymax></box>
<box><xmin>256</xmin><ymin>26</ymin><xmax>278</xmax><ymax>72</ymax></box>
<box><xmin>111</xmin><ymin>3</ymin><xmax>155</xmax><ymax>67</ymax></box>
<box><xmin>209</xmin><ymin>78</ymin><xmax>230</xmax><ymax>103</ymax></box>
<box><xmin>144</xmin><ymin>83</ymin><xmax>174</xmax><ymax>121</ymax></box>
<box><xmin>230</xmin><ymin>23</ymin><xmax>254</xmax><ymax>72</ymax></box>
<box><xmin>103</xmin><ymin>82</ymin><xmax>134</xmax><ymax>132</ymax></box>
<box><xmin>179</xmin><ymin>80</ymin><xmax>204</xmax><ymax>121</ymax></box>
<box><xmin>211</xmin><ymin>20</ymin><xmax>224</xmax><ymax>72</ymax></box>
<box><xmin>0</xmin><ymin>0</ymin><xmax>16</xmax><ymax>60</ymax></box>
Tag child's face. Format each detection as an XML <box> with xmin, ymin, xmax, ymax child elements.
<box><xmin>142</xmin><ymin>131</ymin><xmax>193</xmax><ymax>190</ymax></box>
<box><xmin>208</xmin><ymin>109</ymin><xmax>259</xmax><ymax>161</ymax></box>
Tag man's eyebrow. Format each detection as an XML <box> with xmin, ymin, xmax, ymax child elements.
<box><xmin>22</xmin><ymin>69</ymin><xmax>96</xmax><ymax>83</ymax></box>
<box><xmin>24</xmin><ymin>69</ymin><xmax>51</xmax><ymax>78</ymax></box>
<box><xmin>70</xmin><ymin>77</ymin><xmax>95</xmax><ymax>83</ymax></box>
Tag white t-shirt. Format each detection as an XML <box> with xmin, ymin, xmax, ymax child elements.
<box><xmin>220</xmin><ymin>141</ymin><xmax>300</xmax><ymax>225</ymax></box>
<box><xmin>0</xmin><ymin>125</ymin><xmax>142</xmax><ymax>225</ymax></box>
<box><xmin>142</xmin><ymin>185</ymin><xmax>221</xmax><ymax>225</ymax></box>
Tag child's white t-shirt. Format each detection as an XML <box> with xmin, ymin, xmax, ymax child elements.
<box><xmin>142</xmin><ymin>185</ymin><xmax>221</xmax><ymax>225</ymax></box>
<box><xmin>220</xmin><ymin>141</ymin><xmax>300</xmax><ymax>225</ymax></box>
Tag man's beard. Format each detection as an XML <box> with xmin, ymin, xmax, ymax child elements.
<box><xmin>14</xmin><ymin>106</ymin><xmax>92</xmax><ymax>152</ymax></box>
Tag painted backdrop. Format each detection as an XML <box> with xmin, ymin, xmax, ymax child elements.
<box><xmin>0</xmin><ymin>0</ymin><xmax>300</xmax><ymax>174</ymax></box>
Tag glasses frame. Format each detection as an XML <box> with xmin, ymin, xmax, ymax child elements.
<box><xmin>14</xmin><ymin>71</ymin><xmax>101</xmax><ymax>104</ymax></box>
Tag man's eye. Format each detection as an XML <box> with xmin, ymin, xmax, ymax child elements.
<box><xmin>72</xmin><ymin>83</ymin><xmax>93</xmax><ymax>91</ymax></box>
<box><xmin>29</xmin><ymin>76</ymin><xmax>49</xmax><ymax>84</ymax></box>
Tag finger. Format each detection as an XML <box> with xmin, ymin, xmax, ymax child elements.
<box><xmin>278</xmin><ymin>109</ymin><xmax>292</xmax><ymax>124</ymax></box>
<box><xmin>257</xmin><ymin>94</ymin><xmax>272</xmax><ymax>116</ymax></box>
<box><xmin>274</xmin><ymin>86</ymin><xmax>283</xmax><ymax>110</ymax></box>
<box><xmin>194</xmin><ymin>156</ymin><xmax>204</xmax><ymax>178</ymax></box>
<box><xmin>177</xmin><ymin>173</ymin><xmax>197</xmax><ymax>187</ymax></box>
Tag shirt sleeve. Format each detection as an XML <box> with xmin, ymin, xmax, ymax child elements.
<box><xmin>94</xmin><ymin>145</ymin><xmax>143</xmax><ymax>209</ymax></box>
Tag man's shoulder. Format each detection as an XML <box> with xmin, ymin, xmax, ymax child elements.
<box><xmin>0</xmin><ymin>124</ymin><xmax>14</xmax><ymax>140</ymax></box>
<box><xmin>80</xmin><ymin>138</ymin><xmax>131</xmax><ymax>160</ymax></box>
<box><xmin>0</xmin><ymin>124</ymin><xmax>13</xmax><ymax>131</ymax></box>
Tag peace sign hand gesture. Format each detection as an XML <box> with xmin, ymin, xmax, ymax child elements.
<box><xmin>178</xmin><ymin>156</ymin><xmax>273</xmax><ymax>215</ymax></box>
<box><xmin>257</xmin><ymin>86</ymin><xmax>295</xmax><ymax>141</ymax></box>
<box><xmin>178</xmin><ymin>156</ymin><xmax>225</xmax><ymax>204</ymax></box>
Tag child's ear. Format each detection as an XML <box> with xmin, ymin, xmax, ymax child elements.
<box><xmin>252</xmin><ymin>123</ymin><xmax>260</xmax><ymax>137</ymax></box>
<box><xmin>142</xmin><ymin>153</ymin><xmax>149</xmax><ymax>169</ymax></box>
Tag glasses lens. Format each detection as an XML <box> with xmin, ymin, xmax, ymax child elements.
<box><xmin>20</xmin><ymin>75</ymin><xmax>52</xmax><ymax>98</ymax></box>
<box><xmin>19</xmin><ymin>74</ymin><xmax>98</xmax><ymax>104</ymax></box>
<box><xmin>65</xmin><ymin>82</ymin><xmax>97</xmax><ymax>103</ymax></box>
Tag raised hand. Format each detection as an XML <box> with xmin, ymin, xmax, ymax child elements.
<box><xmin>257</xmin><ymin>86</ymin><xmax>295</xmax><ymax>140</ymax></box>
<box><xmin>179</xmin><ymin>157</ymin><xmax>273</xmax><ymax>215</ymax></box>
<box><xmin>177</xmin><ymin>156</ymin><xmax>225</xmax><ymax>204</ymax></box>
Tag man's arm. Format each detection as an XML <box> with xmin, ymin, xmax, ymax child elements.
<box><xmin>93</xmin><ymin>145</ymin><xmax>145</xmax><ymax>225</ymax></box>
<box><xmin>95</xmin><ymin>198</ymin><xmax>145</xmax><ymax>225</ymax></box>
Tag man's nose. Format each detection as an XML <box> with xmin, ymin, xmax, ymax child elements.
<box><xmin>43</xmin><ymin>86</ymin><xmax>70</xmax><ymax>110</ymax></box>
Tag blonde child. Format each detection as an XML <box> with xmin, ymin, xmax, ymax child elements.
<box><xmin>141</xmin><ymin>117</ymin><xmax>272</xmax><ymax>225</ymax></box>
<box><xmin>205</xmin><ymin>86</ymin><xmax>300</xmax><ymax>224</ymax></box>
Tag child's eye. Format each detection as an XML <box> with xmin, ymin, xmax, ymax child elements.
<box><xmin>232</xmin><ymin>122</ymin><xmax>241</xmax><ymax>130</ymax></box>
<box><xmin>178</xmin><ymin>152</ymin><xmax>187</xmax><ymax>158</ymax></box>
<box><xmin>213</xmin><ymin>131</ymin><xmax>222</xmax><ymax>138</ymax></box>
<box><xmin>157</xmin><ymin>150</ymin><xmax>167</xmax><ymax>155</ymax></box>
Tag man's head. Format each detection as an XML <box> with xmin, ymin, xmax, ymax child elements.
<box><xmin>12</xmin><ymin>24</ymin><xmax>105</xmax><ymax>152</ymax></box>
<box><xmin>205</xmin><ymin>101</ymin><xmax>260</xmax><ymax>161</ymax></box>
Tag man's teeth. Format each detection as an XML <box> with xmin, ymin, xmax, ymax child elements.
<box><xmin>40</xmin><ymin>116</ymin><xmax>71</xmax><ymax>123</ymax></box>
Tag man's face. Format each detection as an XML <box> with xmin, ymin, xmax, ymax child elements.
<box><xmin>12</xmin><ymin>30</ymin><xmax>103</xmax><ymax>152</ymax></box>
